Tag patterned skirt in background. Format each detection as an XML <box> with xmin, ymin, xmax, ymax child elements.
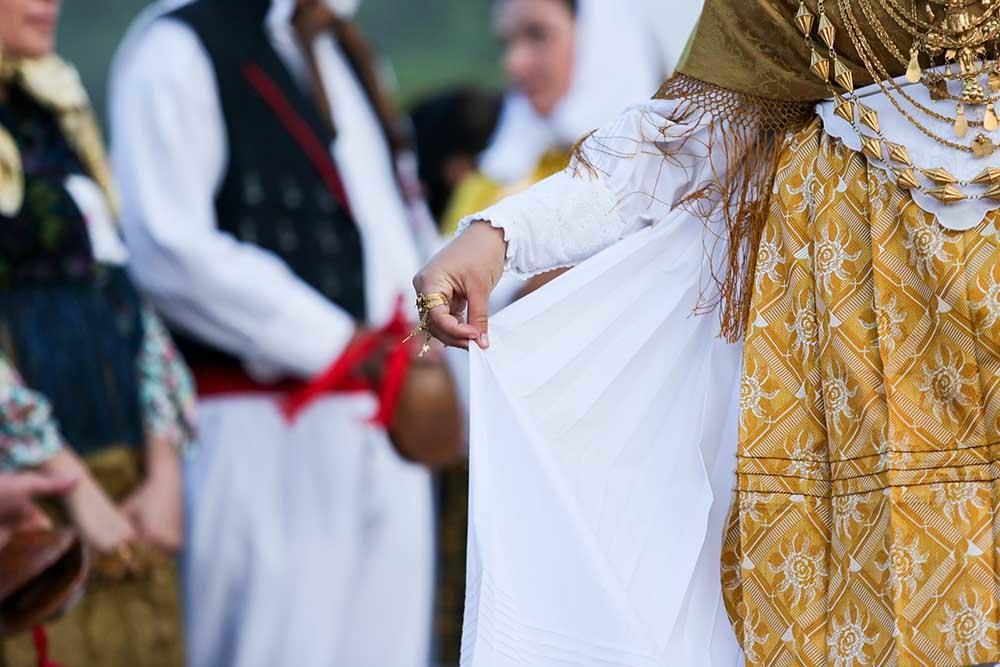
<box><xmin>3</xmin><ymin>448</ymin><xmax>183</xmax><ymax>667</ymax></box>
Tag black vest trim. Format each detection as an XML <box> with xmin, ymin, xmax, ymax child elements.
<box><xmin>241</xmin><ymin>63</ymin><xmax>352</xmax><ymax>215</ymax></box>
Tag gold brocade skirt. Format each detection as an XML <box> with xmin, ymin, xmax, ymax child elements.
<box><xmin>723</xmin><ymin>119</ymin><xmax>1000</xmax><ymax>667</ymax></box>
<box><xmin>3</xmin><ymin>448</ymin><xmax>183</xmax><ymax>667</ymax></box>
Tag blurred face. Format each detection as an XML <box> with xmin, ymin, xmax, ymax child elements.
<box><xmin>0</xmin><ymin>0</ymin><xmax>61</xmax><ymax>59</ymax></box>
<box><xmin>497</xmin><ymin>0</ymin><xmax>575</xmax><ymax>117</ymax></box>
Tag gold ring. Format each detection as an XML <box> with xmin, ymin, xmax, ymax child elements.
<box><xmin>116</xmin><ymin>544</ymin><xmax>138</xmax><ymax>568</ymax></box>
<box><xmin>417</xmin><ymin>292</ymin><xmax>449</xmax><ymax>312</ymax></box>
<box><xmin>405</xmin><ymin>292</ymin><xmax>451</xmax><ymax>357</ymax></box>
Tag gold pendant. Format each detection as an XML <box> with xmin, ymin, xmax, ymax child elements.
<box><xmin>794</xmin><ymin>2</ymin><xmax>815</xmax><ymax>36</ymax></box>
<box><xmin>921</xmin><ymin>167</ymin><xmax>958</xmax><ymax>184</ymax></box>
<box><xmin>973</xmin><ymin>133</ymin><xmax>998</xmax><ymax>158</ymax></box>
<box><xmin>810</xmin><ymin>51</ymin><xmax>831</xmax><ymax>81</ymax></box>
<box><xmin>896</xmin><ymin>168</ymin><xmax>919</xmax><ymax>190</ymax></box>
<box><xmin>817</xmin><ymin>13</ymin><xmax>837</xmax><ymax>49</ymax></box>
<box><xmin>962</xmin><ymin>78</ymin><xmax>987</xmax><ymax>105</ymax></box>
<box><xmin>859</xmin><ymin>104</ymin><xmax>881</xmax><ymax>133</ymax></box>
<box><xmin>834</xmin><ymin>60</ymin><xmax>854</xmax><ymax>91</ymax></box>
<box><xmin>986</xmin><ymin>107</ymin><xmax>999</xmax><ymax>132</ymax></box>
<box><xmin>927</xmin><ymin>77</ymin><xmax>948</xmax><ymax>101</ymax></box>
<box><xmin>928</xmin><ymin>185</ymin><xmax>964</xmax><ymax>204</ymax></box>
<box><xmin>955</xmin><ymin>104</ymin><xmax>970</xmax><ymax>138</ymax></box>
<box><xmin>990</xmin><ymin>69</ymin><xmax>1000</xmax><ymax>93</ymax></box>
<box><xmin>887</xmin><ymin>142</ymin><xmax>913</xmax><ymax>166</ymax></box>
<box><xmin>833</xmin><ymin>96</ymin><xmax>855</xmax><ymax>123</ymax></box>
<box><xmin>906</xmin><ymin>49</ymin><xmax>922</xmax><ymax>84</ymax></box>
<box><xmin>861</xmin><ymin>137</ymin><xmax>883</xmax><ymax>160</ymax></box>
<box><xmin>971</xmin><ymin>167</ymin><xmax>1000</xmax><ymax>185</ymax></box>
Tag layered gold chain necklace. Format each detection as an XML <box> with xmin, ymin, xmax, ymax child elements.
<box><xmin>796</xmin><ymin>0</ymin><xmax>1000</xmax><ymax>203</ymax></box>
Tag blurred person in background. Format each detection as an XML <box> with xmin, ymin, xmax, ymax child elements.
<box><xmin>409</xmin><ymin>87</ymin><xmax>503</xmax><ymax>228</ymax></box>
<box><xmin>441</xmin><ymin>0</ymin><xmax>701</xmax><ymax>230</ymax></box>
<box><xmin>111</xmin><ymin>0</ymin><xmax>441</xmax><ymax>665</ymax></box>
<box><xmin>0</xmin><ymin>0</ymin><xmax>196</xmax><ymax>665</ymax></box>
<box><xmin>443</xmin><ymin>0</ymin><xmax>701</xmax><ymax>302</ymax></box>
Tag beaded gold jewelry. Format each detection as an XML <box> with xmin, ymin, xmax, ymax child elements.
<box><xmin>406</xmin><ymin>292</ymin><xmax>450</xmax><ymax>356</ymax></box>
<box><xmin>796</xmin><ymin>0</ymin><xmax>1000</xmax><ymax>203</ymax></box>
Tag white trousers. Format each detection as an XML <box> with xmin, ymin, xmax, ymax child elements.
<box><xmin>182</xmin><ymin>394</ymin><xmax>434</xmax><ymax>667</ymax></box>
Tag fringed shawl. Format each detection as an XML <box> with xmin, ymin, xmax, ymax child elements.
<box><xmin>640</xmin><ymin>0</ymin><xmax>911</xmax><ymax>339</ymax></box>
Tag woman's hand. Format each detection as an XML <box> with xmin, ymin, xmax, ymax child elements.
<box><xmin>413</xmin><ymin>222</ymin><xmax>507</xmax><ymax>350</ymax></box>
<box><xmin>0</xmin><ymin>470</ymin><xmax>77</xmax><ymax>547</ymax></box>
<box><xmin>42</xmin><ymin>449</ymin><xmax>136</xmax><ymax>554</ymax></box>
<box><xmin>121</xmin><ymin>443</ymin><xmax>183</xmax><ymax>553</ymax></box>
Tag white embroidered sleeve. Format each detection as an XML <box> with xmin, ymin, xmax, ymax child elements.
<box><xmin>459</xmin><ymin>172</ymin><xmax>622</xmax><ymax>279</ymax></box>
<box><xmin>457</xmin><ymin>99</ymin><xmax>714</xmax><ymax>278</ymax></box>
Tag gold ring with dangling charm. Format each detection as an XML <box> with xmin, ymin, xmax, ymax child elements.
<box><xmin>405</xmin><ymin>292</ymin><xmax>450</xmax><ymax>357</ymax></box>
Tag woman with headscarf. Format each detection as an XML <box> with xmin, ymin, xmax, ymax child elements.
<box><xmin>416</xmin><ymin>1</ymin><xmax>1000</xmax><ymax>666</ymax></box>
<box><xmin>440</xmin><ymin>0</ymin><xmax>700</xmax><ymax>237</ymax></box>
<box><xmin>0</xmin><ymin>0</ymin><xmax>196</xmax><ymax>665</ymax></box>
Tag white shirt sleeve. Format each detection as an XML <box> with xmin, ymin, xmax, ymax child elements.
<box><xmin>457</xmin><ymin>100</ymin><xmax>717</xmax><ymax>278</ymax></box>
<box><xmin>110</xmin><ymin>19</ymin><xmax>355</xmax><ymax>380</ymax></box>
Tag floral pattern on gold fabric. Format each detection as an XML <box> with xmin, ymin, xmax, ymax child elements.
<box><xmin>724</xmin><ymin>119</ymin><xmax>1000</xmax><ymax>666</ymax></box>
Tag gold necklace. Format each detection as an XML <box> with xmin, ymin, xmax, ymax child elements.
<box><xmin>840</xmin><ymin>0</ymin><xmax>1000</xmax><ymax>200</ymax></box>
<box><xmin>795</xmin><ymin>0</ymin><xmax>1000</xmax><ymax>203</ymax></box>
<box><xmin>847</xmin><ymin>0</ymin><xmax>984</xmax><ymax>145</ymax></box>
<box><xmin>883</xmin><ymin>0</ymin><xmax>997</xmax><ymax>35</ymax></box>
<box><xmin>857</xmin><ymin>0</ymin><xmax>994</xmax><ymax>128</ymax></box>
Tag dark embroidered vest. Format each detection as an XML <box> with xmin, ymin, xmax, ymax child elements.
<box><xmin>0</xmin><ymin>86</ymin><xmax>145</xmax><ymax>456</ymax></box>
<box><xmin>167</xmin><ymin>0</ymin><xmax>367</xmax><ymax>372</ymax></box>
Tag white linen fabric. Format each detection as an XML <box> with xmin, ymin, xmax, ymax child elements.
<box><xmin>110</xmin><ymin>3</ymin><xmax>434</xmax><ymax>666</ymax></box>
<box><xmin>464</xmin><ymin>225</ymin><xmax>743</xmax><ymax>666</ymax></box>
<box><xmin>185</xmin><ymin>395</ymin><xmax>433</xmax><ymax>667</ymax></box>
<box><xmin>457</xmin><ymin>99</ymin><xmax>744</xmax><ymax>666</ymax></box>
<box><xmin>818</xmin><ymin>68</ymin><xmax>1000</xmax><ymax>230</ymax></box>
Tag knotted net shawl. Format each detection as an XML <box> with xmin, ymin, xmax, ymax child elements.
<box><xmin>619</xmin><ymin>0</ymin><xmax>908</xmax><ymax>339</ymax></box>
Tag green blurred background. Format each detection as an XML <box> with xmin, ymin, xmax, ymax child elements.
<box><xmin>59</xmin><ymin>0</ymin><xmax>505</xmax><ymax>124</ymax></box>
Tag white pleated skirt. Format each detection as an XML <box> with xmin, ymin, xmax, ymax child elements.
<box><xmin>462</xmin><ymin>212</ymin><xmax>747</xmax><ymax>666</ymax></box>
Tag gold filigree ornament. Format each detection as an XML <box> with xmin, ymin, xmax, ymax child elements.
<box><xmin>0</xmin><ymin>127</ymin><xmax>24</xmax><ymax>217</ymax></box>
<box><xmin>795</xmin><ymin>0</ymin><xmax>1000</xmax><ymax>204</ymax></box>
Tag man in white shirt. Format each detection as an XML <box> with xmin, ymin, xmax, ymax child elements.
<box><xmin>109</xmin><ymin>1</ymin><xmax>435</xmax><ymax>665</ymax></box>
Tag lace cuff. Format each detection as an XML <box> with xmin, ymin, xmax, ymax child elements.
<box><xmin>456</xmin><ymin>169</ymin><xmax>626</xmax><ymax>279</ymax></box>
